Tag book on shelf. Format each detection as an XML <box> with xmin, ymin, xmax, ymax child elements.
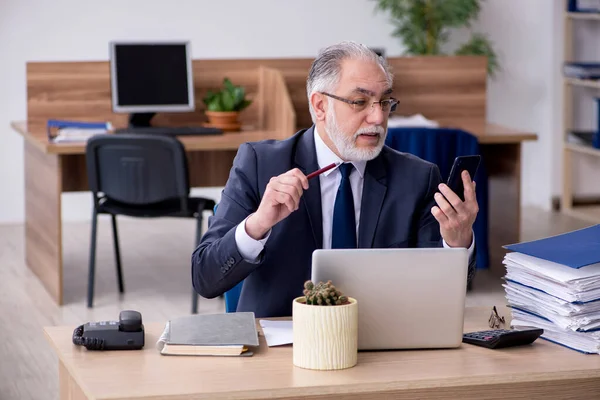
<box><xmin>156</xmin><ymin>312</ymin><xmax>259</xmax><ymax>357</ymax></box>
<box><xmin>568</xmin><ymin>0</ymin><xmax>600</xmax><ymax>13</ymax></box>
<box><xmin>566</xmin><ymin>130</ymin><xmax>600</xmax><ymax>149</ymax></box>
<box><xmin>563</xmin><ymin>62</ymin><xmax>600</xmax><ymax>80</ymax></box>
<box><xmin>502</xmin><ymin>225</ymin><xmax>600</xmax><ymax>354</ymax></box>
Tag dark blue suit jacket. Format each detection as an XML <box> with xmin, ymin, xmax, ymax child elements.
<box><xmin>192</xmin><ymin>126</ymin><xmax>476</xmax><ymax>317</ymax></box>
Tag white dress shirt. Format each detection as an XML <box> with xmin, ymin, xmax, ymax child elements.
<box><xmin>235</xmin><ymin>127</ymin><xmax>474</xmax><ymax>260</ymax></box>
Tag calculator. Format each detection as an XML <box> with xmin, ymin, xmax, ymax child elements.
<box><xmin>462</xmin><ymin>328</ymin><xmax>544</xmax><ymax>349</ymax></box>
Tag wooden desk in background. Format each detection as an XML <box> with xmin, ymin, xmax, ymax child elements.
<box><xmin>10</xmin><ymin>121</ymin><xmax>535</xmax><ymax>306</ymax></box>
<box><xmin>44</xmin><ymin>306</ymin><xmax>600</xmax><ymax>400</ymax></box>
<box><xmin>11</xmin><ymin>56</ymin><xmax>537</xmax><ymax>305</ymax></box>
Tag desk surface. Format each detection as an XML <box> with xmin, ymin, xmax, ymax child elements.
<box><xmin>11</xmin><ymin>121</ymin><xmax>279</xmax><ymax>155</ymax></box>
<box><xmin>11</xmin><ymin>121</ymin><xmax>537</xmax><ymax>155</ymax></box>
<box><xmin>44</xmin><ymin>307</ymin><xmax>600</xmax><ymax>400</ymax></box>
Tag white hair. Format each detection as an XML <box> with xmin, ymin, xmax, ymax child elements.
<box><xmin>306</xmin><ymin>41</ymin><xmax>393</xmax><ymax>123</ymax></box>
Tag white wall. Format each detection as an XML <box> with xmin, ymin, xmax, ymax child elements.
<box><xmin>0</xmin><ymin>0</ymin><xmax>405</xmax><ymax>223</ymax></box>
<box><xmin>466</xmin><ymin>0</ymin><xmax>561</xmax><ymax>210</ymax></box>
<box><xmin>0</xmin><ymin>0</ymin><xmax>576</xmax><ymax>224</ymax></box>
<box><xmin>474</xmin><ymin>0</ymin><xmax>600</xmax><ymax>207</ymax></box>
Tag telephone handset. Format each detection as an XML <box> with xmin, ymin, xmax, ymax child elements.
<box><xmin>72</xmin><ymin>310</ymin><xmax>144</xmax><ymax>350</ymax></box>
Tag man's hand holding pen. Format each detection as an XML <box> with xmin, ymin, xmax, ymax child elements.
<box><xmin>245</xmin><ymin>163</ymin><xmax>338</xmax><ymax>240</ymax></box>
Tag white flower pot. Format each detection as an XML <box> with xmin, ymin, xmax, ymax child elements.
<box><xmin>292</xmin><ymin>296</ymin><xmax>358</xmax><ymax>370</ymax></box>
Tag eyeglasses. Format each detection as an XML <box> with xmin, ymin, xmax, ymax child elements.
<box><xmin>321</xmin><ymin>92</ymin><xmax>399</xmax><ymax>114</ymax></box>
<box><xmin>488</xmin><ymin>306</ymin><xmax>506</xmax><ymax>329</ymax></box>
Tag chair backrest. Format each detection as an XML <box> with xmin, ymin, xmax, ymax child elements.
<box><xmin>212</xmin><ymin>202</ymin><xmax>245</xmax><ymax>313</ymax></box>
<box><xmin>385</xmin><ymin>127</ymin><xmax>483</xmax><ymax>181</ymax></box>
<box><xmin>224</xmin><ymin>281</ymin><xmax>244</xmax><ymax>313</ymax></box>
<box><xmin>385</xmin><ymin>127</ymin><xmax>489</xmax><ymax>270</ymax></box>
<box><xmin>86</xmin><ymin>134</ymin><xmax>189</xmax><ymax>206</ymax></box>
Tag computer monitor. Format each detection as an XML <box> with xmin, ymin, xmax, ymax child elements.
<box><xmin>109</xmin><ymin>41</ymin><xmax>194</xmax><ymax>128</ymax></box>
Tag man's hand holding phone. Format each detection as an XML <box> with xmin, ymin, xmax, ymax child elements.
<box><xmin>431</xmin><ymin>170</ymin><xmax>479</xmax><ymax>248</ymax></box>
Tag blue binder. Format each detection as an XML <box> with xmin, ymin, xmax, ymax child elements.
<box><xmin>596</xmin><ymin>98</ymin><xmax>600</xmax><ymax>149</ymax></box>
<box><xmin>504</xmin><ymin>225</ymin><xmax>600</xmax><ymax>269</ymax></box>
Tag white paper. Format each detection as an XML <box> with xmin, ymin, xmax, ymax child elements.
<box><xmin>503</xmin><ymin>254</ymin><xmax>600</xmax><ymax>303</ymax></box>
<box><xmin>259</xmin><ymin>320</ymin><xmax>293</xmax><ymax>347</ymax></box>
<box><xmin>503</xmin><ymin>249</ymin><xmax>600</xmax><ymax>353</ymax></box>
<box><xmin>387</xmin><ymin>114</ymin><xmax>439</xmax><ymax>128</ymax></box>
<box><xmin>511</xmin><ymin>309</ymin><xmax>600</xmax><ymax>354</ymax></box>
<box><xmin>504</xmin><ymin>252</ymin><xmax>600</xmax><ymax>284</ymax></box>
<box><xmin>54</xmin><ymin>128</ymin><xmax>108</xmax><ymax>143</ymax></box>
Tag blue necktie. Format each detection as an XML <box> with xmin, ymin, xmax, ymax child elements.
<box><xmin>332</xmin><ymin>163</ymin><xmax>356</xmax><ymax>249</ymax></box>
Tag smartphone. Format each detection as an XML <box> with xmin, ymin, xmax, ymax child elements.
<box><xmin>446</xmin><ymin>155</ymin><xmax>481</xmax><ymax>201</ymax></box>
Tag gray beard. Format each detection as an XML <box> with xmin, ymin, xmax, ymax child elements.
<box><xmin>325</xmin><ymin>106</ymin><xmax>386</xmax><ymax>161</ymax></box>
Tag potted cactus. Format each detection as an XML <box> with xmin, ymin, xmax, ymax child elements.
<box><xmin>292</xmin><ymin>280</ymin><xmax>358</xmax><ymax>370</ymax></box>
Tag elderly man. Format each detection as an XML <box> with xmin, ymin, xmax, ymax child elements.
<box><xmin>192</xmin><ymin>41</ymin><xmax>478</xmax><ymax>317</ymax></box>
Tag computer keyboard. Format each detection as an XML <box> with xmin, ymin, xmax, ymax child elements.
<box><xmin>115</xmin><ymin>126</ymin><xmax>223</xmax><ymax>136</ymax></box>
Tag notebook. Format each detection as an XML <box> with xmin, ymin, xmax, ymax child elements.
<box><xmin>156</xmin><ymin>312</ymin><xmax>259</xmax><ymax>356</ymax></box>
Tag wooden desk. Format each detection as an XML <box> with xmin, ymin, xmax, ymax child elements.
<box><xmin>11</xmin><ymin>121</ymin><xmax>535</xmax><ymax>305</ymax></box>
<box><xmin>44</xmin><ymin>306</ymin><xmax>600</xmax><ymax>400</ymax></box>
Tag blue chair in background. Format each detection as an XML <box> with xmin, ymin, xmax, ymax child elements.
<box><xmin>385</xmin><ymin>127</ymin><xmax>490</xmax><ymax>271</ymax></box>
<box><xmin>225</xmin><ymin>281</ymin><xmax>244</xmax><ymax>312</ymax></box>
<box><xmin>208</xmin><ymin>203</ymin><xmax>244</xmax><ymax>313</ymax></box>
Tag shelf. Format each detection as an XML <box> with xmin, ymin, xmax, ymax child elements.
<box><xmin>566</xmin><ymin>11</ymin><xmax>600</xmax><ymax>20</ymax></box>
<box><xmin>564</xmin><ymin>142</ymin><xmax>600</xmax><ymax>156</ymax></box>
<box><xmin>564</xmin><ymin>77</ymin><xmax>600</xmax><ymax>89</ymax></box>
<box><xmin>562</xmin><ymin>205</ymin><xmax>600</xmax><ymax>224</ymax></box>
<box><xmin>562</xmin><ymin>3</ymin><xmax>600</xmax><ymax>222</ymax></box>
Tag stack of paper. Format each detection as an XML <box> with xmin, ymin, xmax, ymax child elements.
<box><xmin>502</xmin><ymin>225</ymin><xmax>600</xmax><ymax>354</ymax></box>
<box><xmin>53</xmin><ymin>128</ymin><xmax>110</xmax><ymax>143</ymax></box>
<box><xmin>47</xmin><ymin>119</ymin><xmax>112</xmax><ymax>143</ymax></box>
<box><xmin>387</xmin><ymin>114</ymin><xmax>439</xmax><ymax>128</ymax></box>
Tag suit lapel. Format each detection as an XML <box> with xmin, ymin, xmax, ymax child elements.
<box><xmin>358</xmin><ymin>153</ymin><xmax>387</xmax><ymax>248</ymax></box>
<box><xmin>293</xmin><ymin>126</ymin><xmax>323</xmax><ymax>249</ymax></box>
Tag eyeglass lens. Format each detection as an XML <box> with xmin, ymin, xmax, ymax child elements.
<box><xmin>354</xmin><ymin>99</ymin><xmax>397</xmax><ymax>113</ymax></box>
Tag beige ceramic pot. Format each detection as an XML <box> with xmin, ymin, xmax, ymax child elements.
<box><xmin>292</xmin><ymin>296</ymin><xmax>358</xmax><ymax>370</ymax></box>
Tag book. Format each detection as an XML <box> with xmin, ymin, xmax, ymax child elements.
<box><xmin>52</xmin><ymin>128</ymin><xmax>110</xmax><ymax>143</ymax></box>
<box><xmin>567</xmin><ymin>130</ymin><xmax>599</xmax><ymax>148</ymax></box>
<box><xmin>156</xmin><ymin>312</ymin><xmax>259</xmax><ymax>356</ymax></box>
<box><xmin>563</xmin><ymin>62</ymin><xmax>600</xmax><ymax>80</ymax></box>
<box><xmin>46</xmin><ymin>119</ymin><xmax>113</xmax><ymax>143</ymax></box>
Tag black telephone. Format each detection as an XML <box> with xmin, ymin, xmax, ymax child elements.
<box><xmin>72</xmin><ymin>310</ymin><xmax>144</xmax><ymax>350</ymax></box>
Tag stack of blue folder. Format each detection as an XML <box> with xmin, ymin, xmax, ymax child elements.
<box><xmin>502</xmin><ymin>225</ymin><xmax>600</xmax><ymax>354</ymax></box>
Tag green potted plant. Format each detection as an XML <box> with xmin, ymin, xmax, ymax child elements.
<box><xmin>202</xmin><ymin>77</ymin><xmax>252</xmax><ymax>131</ymax></box>
<box><xmin>292</xmin><ymin>280</ymin><xmax>358</xmax><ymax>370</ymax></box>
<box><xmin>373</xmin><ymin>0</ymin><xmax>499</xmax><ymax>76</ymax></box>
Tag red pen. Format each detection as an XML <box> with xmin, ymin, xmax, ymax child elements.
<box><xmin>306</xmin><ymin>162</ymin><xmax>340</xmax><ymax>180</ymax></box>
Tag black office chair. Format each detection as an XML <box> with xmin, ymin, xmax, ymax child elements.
<box><xmin>85</xmin><ymin>134</ymin><xmax>215</xmax><ymax>313</ymax></box>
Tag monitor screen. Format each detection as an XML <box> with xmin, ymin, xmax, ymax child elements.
<box><xmin>110</xmin><ymin>42</ymin><xmax>194</xmax><ymax>113</ymax></box>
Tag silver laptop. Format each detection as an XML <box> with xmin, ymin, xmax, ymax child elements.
<box><xmin>311</xmin><ymin>248</ymin><xmax>469</xmax><ymax>351</ymax></box>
